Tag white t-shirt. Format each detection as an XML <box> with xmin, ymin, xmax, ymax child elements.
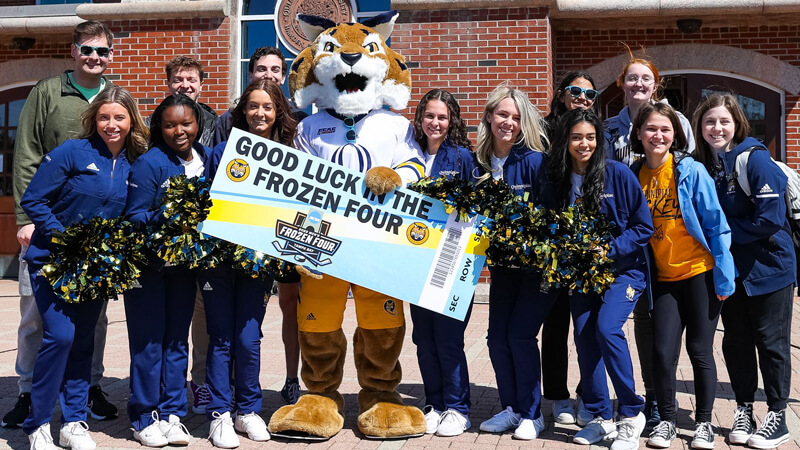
<box><xmin>491</xmin><ymin>154</ymin><xmax>508</xmax><ymax>180</ymax></box>
<box><xmin>423</xmin><ymin>151</ymin><xmax>437</xmax><ymax>177</ymax></box>
<box><xmin>179</xmin><ymin>148</ymin><xmax>204</xmax><ymax>178</ymax></box>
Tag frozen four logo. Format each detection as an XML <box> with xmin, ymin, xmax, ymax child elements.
<box><xmin>272</xmin><ymin>210</ymin><xmax>342</xmax><ymax>267</ymax></box>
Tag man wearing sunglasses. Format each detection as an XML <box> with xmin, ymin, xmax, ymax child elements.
<box><xmin>6</xmin><ymin>20</ymin><xmax>118</xmax><ymax>434</ymax></box>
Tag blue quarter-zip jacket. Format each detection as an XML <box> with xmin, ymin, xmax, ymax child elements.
<box><xmin>207</xmin><ymin>141</ymin><xmax>228</xmax><ymax>180</ymax></box>
<box><xmin>599</xmin><ymin>160</ymin><xmax>654</xmax><ymax>275</ymax></box>
<box><xmin>474</xmin><ymin>144</ymin><xmax>548</xmax><ymax>203</ymax></box>
<box><xmin>124</xmin><ymin>142</ymin><xmax>211</xmax><ymax>230</ymax></box>
<box><xmin>632</xmin><ymin>152</ymin><xmax>736</xmax><ymax>296</ymax></box>
<box><xmin>715</xmin><ymin>137</ymin><xmax>795</xmax><ymax>295</ymax></box>
<box><xmin>21</xmin><ymin>137</ymin><xmax>131</xmax><ymax>270</ymax></box>
<box><xmin>429</xmin><ymin>139</ymin><xmax>476</xmax><ymax>181</ymax></box>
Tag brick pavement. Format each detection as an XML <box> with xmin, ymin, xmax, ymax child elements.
<box><xmin>0</xmin><ymin>279</ymin><xmax>798</xmax><ymax>449</ymax></box>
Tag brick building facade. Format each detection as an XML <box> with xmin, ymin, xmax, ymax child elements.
<box><xmin>1</xmin><ymin>0</ymin><xmax>799</xmax><ymax>280</ymax></box>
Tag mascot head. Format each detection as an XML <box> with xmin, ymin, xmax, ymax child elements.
<box><xmin>289</xmin><ymin>10</ymin><xmax>411</xmax><ymax>116</ymax></box>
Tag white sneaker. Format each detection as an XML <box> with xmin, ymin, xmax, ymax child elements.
<box><xmin>436</xmin><ymin>409</ymin><xmax>470</xmax><ymax>437</ymax></box>
<box><xmin>158</xmin><ymin>414</ymin><xmax>191</xmax><ymax>445</ymax></box>
<box><xmin>574</xmin><ymin>417</ymin><xmax>617</xmax><ymax>444</ymax></box>
<box><xmin>59</xmin><ymin>421</ymin><xmax>96</xmax><ymax>450</ymax></box>
<box><xmin>423</xmin><ymin>405</ymin><xmax>441</xmax><ymax>434</ymax></box>
<box><xmin>134</xmin><ymin>413</ymin><xmax>168</xmax><ymax>448</ymax></box>
<box><xmin>480</xmin><ymin>406</ymin><xmax>521</xmax><ymax>433</ymax></box>
<box><xmin>234</xmin><ymin>412</ymin><xmax>270</xmax><ymax>441</ymax></box>
<box><xmin>576</xmin><ymin>396</ymin><xmax>593</xmax><ymax>427</ymax></box>
<box><xmin>209</xmin><ymin>411</ymin><xmax>239</xmax><ymax>449</ymax></box>
<box><xmin>611</xmin><ymin>412</ymin><xmax>646</xmax><ymax>450</ymax></box>
<box><xmin>29</xmin><ymin>423</ymin><xmax>57</xmax><ymax>450</ymax></box>
<box><xmin>553</xmin><ymin>398</ymin><xmax>576</xmax><ymax>424</ymax></box>
<box><xmin>513</xmin><ymin>416</ymin><xmax>545</xmax><ymax>440</ymax></box>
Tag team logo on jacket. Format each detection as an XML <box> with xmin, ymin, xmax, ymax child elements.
<box><xmin>406</xmin><ymin>222</ymin><xmax>429</xmax><ymax>245</ymax></box>
<box><xmin>384</xmin><ymin>299</ymin><xmax>397</xmax><ymax>316</ymax></box>
<box><xmin>226</xmin><ymin>158</ymin><xmax>250</xmax><ymax>182</ymax></box>
<box><xmin>626</xmin><ymin>284</ymin><xmax>636</xmax><ymax>301</ymax></box>
<box><xmin>272</xmin><ymin>210</ymin><xmax>341</xmax><ymax>267</ymax></box>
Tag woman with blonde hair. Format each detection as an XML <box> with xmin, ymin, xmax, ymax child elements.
<box><xmin>21</xmin><ymin>86</ymin><xmax>147</xmax><ymax>450</ymax></box>
<box><xmin>474</xmin><ymin>84</ymin><xmax>555</xmax><ymax>441</ymax></box>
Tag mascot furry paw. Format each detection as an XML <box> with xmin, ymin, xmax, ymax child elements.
<box><xmin>267</xmin><ymin>10</ymin><xmax>426</xmax><ymax>440</ymax></box>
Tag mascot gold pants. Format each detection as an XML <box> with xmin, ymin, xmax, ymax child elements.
<box><xmin>268</xmin><ymin>274</ymin><xmax>426</xmax><ymax>438</ymax></box>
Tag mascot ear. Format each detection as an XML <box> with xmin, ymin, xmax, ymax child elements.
<box><xmin>361</xmin><ymin>10</ymin><xmax>399</xmax><ymax>40</ymax></box>
<box><xmin>297</xmin><ymin>14</ymin><xmax>337</xmax><ymax>41</ymax></box>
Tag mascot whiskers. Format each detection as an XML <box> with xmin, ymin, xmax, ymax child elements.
<box><xmin>267</xmin><ymin>10</ymin><xmax>427</xmax><ymax>440</ymax></box>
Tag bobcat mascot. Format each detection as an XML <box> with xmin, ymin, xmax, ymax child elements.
<box><xmin>267</xmin><ymin>10</ymin><xmax>427</xmax><ymax>440</ymax></box>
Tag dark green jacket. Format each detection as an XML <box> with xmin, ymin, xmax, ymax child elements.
<box><xmin>12</xmin><ymin>71</ymin><xmax>112</xmax><ymax>225</ymax></box>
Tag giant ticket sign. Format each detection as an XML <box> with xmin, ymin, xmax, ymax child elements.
<box><xmin>198</xmin><ymin>128</ymin><xmax>488</xmax><ymax>321</ymax></box>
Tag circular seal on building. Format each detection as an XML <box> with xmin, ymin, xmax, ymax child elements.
<box><xmin>226</xmin><ymin>158</ymin><xmax>250</xmax><ymax>182</ymax></box>
<box><xmin>275</xmin><ymin>0</ymin><xmax>355</xmax><ymax>55</ymax></box>
<box><xmin>406</xmin><ymin>222</ymin><xmax>429</xmax><ymax>245</ymax></box>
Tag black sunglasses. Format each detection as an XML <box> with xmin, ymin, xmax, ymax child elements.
<box><xmin>564</xmin><ymin>85</ymin><xmax>599</xmax><ymax>101</ymax></box>
<box><xmin>75</xmin><ymin>43</ymin><xmax>111</xmax><ymax>58</ymax></box>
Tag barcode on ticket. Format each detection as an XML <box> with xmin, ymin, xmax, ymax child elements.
<box><xmin>430</xmin><ymin>226</ymin><xmax>462</xmax><ymax>288</ymax></box>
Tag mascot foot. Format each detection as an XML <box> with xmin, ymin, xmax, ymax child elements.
<box><xmin>268</xmin><ymin>393</ymin><xmax>344</xmax><ymax>440</ymax></box>
<box><xmin>357</xmin><ymin>390</ymin><xmax>426</xmax><ymax>439</ymax></box>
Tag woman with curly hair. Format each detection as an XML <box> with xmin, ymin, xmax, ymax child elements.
<box><xmin>410</xmin><ymin>89</ymin><xmax>476</xmax><ymax>437</ymax></box>
<box><xmin>21</xmin><ymin>86</ymin><xmax>147</xmax><ymax>450</ymax></box>
<box><xmin>200</xmin><ymin>79</ymin><xmax>297</xmax><ymax>448</ymax></box>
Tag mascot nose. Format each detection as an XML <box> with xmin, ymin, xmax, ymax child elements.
<box><xmin>340</xmin><ymin>52</ymin><xmax>362</xmax><ymax>66</ymax></box>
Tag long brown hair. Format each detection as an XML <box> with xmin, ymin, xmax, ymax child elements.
<box><xmin>78</xmin><ymin>85</ymin><xmax>149</xmax><ymax>162</ymax></box>
<box><xmin>691</xmin><ymin>93</ymin><xmax>751</xmax><ymax>174</ymax></box>
<box><xmin>231</xmin><ymin>79</ymin><xmax>297</xmax><ymax>147</ymax></box>
<box><xmin>413</xmin><ymin>89</ymin><xmax>472</xmax><ymax>152</ymax></box>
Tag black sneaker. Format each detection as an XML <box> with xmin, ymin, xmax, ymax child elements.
<box><xmin>1</xmin><ymin>393</ymin><xmax>31</xmax><ymax>428</ymax></box>
<box><xmin>280</xmin><ymin>377</ymin><xmax>300</xmax><ymax>405</ymax></box>
<box><xmin>691</xmin><ymin>421</ymin><xmax>715</xmax><ymax>449</ymax></box>
<box><xmin>747</xmin><ymin>410</ymin><xmax>790</xmax><ymax>449</ymax></box>
<box><xmin>647</xmin><ymin>420</ymin><xmax>676</xmax><ymax>448</ymax></box>
<box><xmin>88</xmin><ymin>385</ymin><xmax>117</xmax><ymax>420</ymax></box>
<box><xmin>728</xmin><ymin>403</ymin><xmax>755</xmax><ymax>444</ymax></box>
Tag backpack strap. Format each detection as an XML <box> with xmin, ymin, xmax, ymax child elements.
<box><xmin>733</xmin><ymin>146</ymin><xmax>761</xmax><ymax>198</ymax></box>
